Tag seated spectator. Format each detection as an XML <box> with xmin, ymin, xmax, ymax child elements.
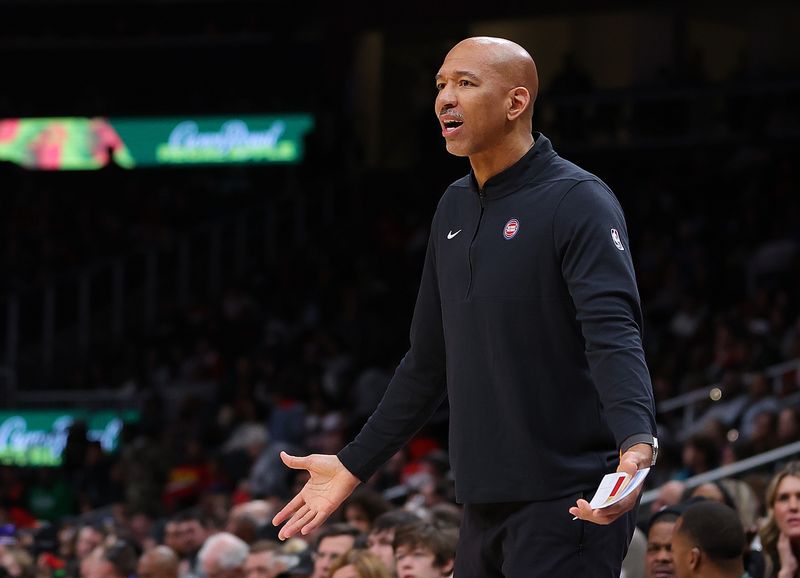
<box><xmin>650</xmin><ymin>480</ymin><xmax>688</xmax><ymax>515</ymax></box>
<box><xmin>84</xmin><ymin>540</ymin><xmax>139</xmax><ymax>578</ymax></box>
<box><xmin>366</xmin><ymin>510</ymin><xmax>421</xmax><ymax>576</ymax></box>
<box><xmin>328</xmin><ymin>549</ymin><xmax>392</xmax><ymax>578</ymax></box>
<box><xmin>138</xmin><ymin>545</ymin><xmax>179</xmax><ymax>578</ymax></box>
<box><xmin>310</xmin><ymin>524</ymin><xmax>361</xmax><ymax>578</ymax></box>
<box><xmin>671</xmin><ymin>501</ymin><xmax>748</xmax><ymax>578</ymax></box>
<box><xmin>392</xmin><ymin>522</ymin><xmax>457</xmax><ymax>578</ymax></box>
<box><xmin>243</xmin><ymin>540</ymin><xmax>294</xmax><ymax>578</ymax></box>
<box><xmin>760</xmin><ymin>461</ymin><xmax>800</xmax><ymax>578</ymax></box>
<box><xmin>342</xmin><ymin>488</ymin><xmax>391</xmax><ymax>535</ymax></box>
<box><xmin>645</xmin><ymin>506</ymin><xmax>681</xmax><ymax>578</ymax></box>
<box><xmin>197</xmin><ymin>533</ymin><xmax>249</xmax><ymax>578</ymax></box>
<box><xmin>0</xmin><ymin>545</ymin><xmax>34</xmax><ymax>578</ymax></box>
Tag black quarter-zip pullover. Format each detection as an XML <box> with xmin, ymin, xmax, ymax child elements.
<box><xmin>338</xmin><ymin>133</ymin><xmax>656</xmax><ymax>503</ymax></box>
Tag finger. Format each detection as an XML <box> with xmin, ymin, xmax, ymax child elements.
<box><xmin>280</xmin><ymin>506</ymin><xmax>314</xmax><ymax>539</ymax></box>
<box><xmin>301</xmin><ymin>508</ymin><xmax>331</xmax><ymax>536</ymax></box>
<box><xmin>280</xmin><ymin>451</ymin><xmax>311</xmax><ymax>471</ymax></box>
<box><xmin>272</xmin><ymin>493</ymin><xmax>306</xmax><ymax>526</ymax></box>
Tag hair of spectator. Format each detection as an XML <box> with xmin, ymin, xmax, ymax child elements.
<box><xmin>343</xmin><ymin>488</ymin><xmax>392</xmax><ymax>523</ymax></box>
<box><xmin>327</xmin><ymin>549</ymin><xmax>392</xmax><ymax>578</ymax></box>
<box><xmin>248</xmin><ymin>541</ymin><xmax>281</xmax><ymax>555</ymax></box>
<box><xmin>102</xmin><ymin>540</ymin><xmax>139</xmax><ymax>578</ymax></box>
<box><xmin>760</xmin><ymin>461</ymin><xmax>800</xmax><ymax>571</ymax></box>
<box><xmin>677</xmin><ymin>501</ymin><xmax>745</xmax><ymax>560</ymax></box>
<box><xmin>392</xmin><ymin>522</ymin><xmax>458</xmax><ymax>568</ymax></box>
<box><xmin>313</xmin><ymin>523</ymin><xmax>362</xmax><ymax>551</ymax></box>
<box><xmin>198</xmin><ymin>533</ymin><xmax>249</xmax><ymax>570</ymax></box>
<box><xmin>370</xmin><ymin>510</ymin><xmax>421</xmax><ymax>534</ymax></box>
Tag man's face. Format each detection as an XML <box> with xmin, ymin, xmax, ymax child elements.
<box><xmin>394</xmin><ymin>545</ymin><xmax>450</xmax><ymax>578</ymax></box>
<box><xmin>179</xmin><ymin>520</ymin><xmax>207</xmax><ymax>552</ymax></box>
<box><xmin>670</xmin><ymin>519</ymin><xmax>696</xmax><ymax>578</ymax></box>
<box><xmin>645</xmin><ymin>521</ymin><xmax>676</xmax><ymax>578</ymax></box>
<box><xmin>434</xmin><ymin>41</ymin><xmax>511</xmax><ymax>159</ymax></box>
<box><xmin>163</xmin><ymin>523</ymin><xmax>182</xmax><ymax>554</ymax></box>
<box><xmin>76</xmin><ymin>528</ymin><xmax>103</xmax><ymax>560</ymax></box>
<box><xmin>243</xmin><ymin>551</ymin><xmax>281</xmax><ymax>578</ymax></box>
<box><xmin>312</xmin><ymin>535</ymin><xmax>355</xmax><ymax>578</ymax></box>
<box><xmin>367</xmin><ymin>529</ymin><xmax>396</xmax><ymax>574</ymax></box>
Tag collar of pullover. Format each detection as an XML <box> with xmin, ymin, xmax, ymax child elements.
<box><xmin>469</xmin><ymin>132</ymin><xmax>556</xmax><ymax>200</ymax></box>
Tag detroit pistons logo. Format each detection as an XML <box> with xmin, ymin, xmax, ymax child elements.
<box><xmin>503</xmin><ymin>219</ymin><xmax>520</xmax><ymax>240</ymax></box>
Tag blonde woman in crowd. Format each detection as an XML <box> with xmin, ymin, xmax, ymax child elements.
<box><xmin>760</xmin><ymin>461</ymin><xmax>800</xmax><ymax>578</ymax></box>
<box><xmin>327</xmin><ymin>550</ymin><xmax>392</xmax><ymax>578</ymax></box>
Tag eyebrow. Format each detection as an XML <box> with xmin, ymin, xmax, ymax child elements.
<box><xmin>435</xmin><ymin>70</ymin><xmax>481</xmax><ymax>82</ymax></box>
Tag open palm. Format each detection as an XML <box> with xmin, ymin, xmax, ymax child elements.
<box><xmin>272</xmin><ymin>451</ymin><xmax>361</xmax><ymax>540</ymax></box>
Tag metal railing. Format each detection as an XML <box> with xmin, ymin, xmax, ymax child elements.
<box><xmin>657</xmin><ymin>358</ymin><xmax>800</xmax><ymax>430</ymax></box>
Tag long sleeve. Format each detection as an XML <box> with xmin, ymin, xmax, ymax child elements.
<box><xmin>337</xmin><ymin>225</ymin><xmax>447</xmax><ymax>482</ymax></box>
<box><xmin>553</xmin><ymin>179</ymin><xmax>656</xmax><ymax>448</ymax></box>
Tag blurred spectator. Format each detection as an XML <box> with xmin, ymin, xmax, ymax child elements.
<box><xmin>366</xmin><ymin>510</ymin><xmax>421</xmax><ymax>576</ymax></box>
<box><xmin>138</xmin><ymin>546</ymin><xmax>179</xmax><ymax>578</ymax></box>
<box><xmin>0</xmin><ymin>545</ymin><xmax>35</xmax><ymax>578</ymax></box>
<box><xmin>671</xmin><ymin>502</ymin><xmax>747</xmax><ymax>578</ymax></box>
<box><xmin>84</xmin><ymin>541</ymin><xmax>138</xmax><ymax>578</ymax></box>
<box><xmin>650</xmin><ymin>480</ymin><xmax>687</xmax><ymax>515</ymax></box>
<box><xmin>341</xmin><ymin>489</ymin><xmax>391</xmax><ymax>535</ymax></box>
<box><xmin>759</xmin><ymin>461</ymin><xmax>800</xmax><ymax>578</ymax></box>
<box><xmin>644</xmin><ymin>507</ymin><xmax>680</xmax><ymax>578</ymax></box>
<box><xmin>309</xmin><ymin>524</ymin><xmax>360</xmax><ymax>578</ymax></box>
<box><xmin>197</xmin><ymin>533</ymin><xmax>248</xmax><ymax>578</ymax></box>
<box><xmin>328</xmin><ymin>549</ymin><xmax>391</xmax><ymax>578</ymax></box>
<box><xmin>392</xmin><ymin>522</ymin><xmax>457</xmax><ymax>578</ymax></box>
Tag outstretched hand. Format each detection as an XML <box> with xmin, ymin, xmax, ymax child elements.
<box><xmin>569</xmin><ymin>443</ymin><xmax>653</xmax><ymax>525</ymax></box>
<box><xmin>271</xmin><ymin>452</ymin><xmax>361</xmax><ymax>540</ymax></box>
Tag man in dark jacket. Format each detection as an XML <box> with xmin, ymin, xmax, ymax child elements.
<box><xmin>272</xmin><ymin>36</ymin><xmax>657</xmax><ymax>578</ymax></box>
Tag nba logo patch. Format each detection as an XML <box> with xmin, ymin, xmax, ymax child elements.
<box><xmin>611</xmin><ymin>228</ymin><xmax>625</xmax><ymax>251</ymax></box>
<box><xmin>503</xmin><ymin>219</ymin><xmax>520</xmax><ymax>240</ymax></box>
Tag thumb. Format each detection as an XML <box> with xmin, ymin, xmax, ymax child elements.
<box><xmin>617</xmin><ymin>454</ymin><xmax>639</xmax><ymax>477</ymax></box>
<box><xmin>280</xmin><ymin>451</ymin><xmax>310</xmax><ymax>470</ymax></box>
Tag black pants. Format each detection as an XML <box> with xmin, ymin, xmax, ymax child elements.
<box><xmin>453</xmin><ymin>492</ymin><xmax>638</xmax><ymax>578</ymax></box>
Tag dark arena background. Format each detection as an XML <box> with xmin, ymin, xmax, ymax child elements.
<box><xmin>0</xmin><ymin>1</ymin><xmax>798</xmax><ymax>577</ymax></box>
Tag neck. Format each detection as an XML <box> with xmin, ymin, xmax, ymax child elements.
<box><xmin>470</xmin><ymin>132</ymin><xmax>534</xmax><ymax>189</ymax></box>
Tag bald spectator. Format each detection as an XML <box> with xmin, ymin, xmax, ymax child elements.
<box><xmin>671</xmin><ymin>502</ymin><xmax>748</xmax><ymax>578</ymax></box>
<box><xmin>197</xmin><ymin>533</ymin><xmax>249</xmax><ymax>578</ymax></box>
<box><xmin>651</xmin><ymin>481</ymin><xmax>687</xmax><ymax>514</ymax></box>
<box><xmin>138</xmin><ymin>546</ymin><xmax>179</xmax><ymax>578</ymax></box>
<box><xmin>84</xmin><ymin>541</ymin><xmax>138</xmax><ymax>578</ymax></box>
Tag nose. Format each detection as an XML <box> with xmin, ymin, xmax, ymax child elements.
<box><xmin>436</xmin><ymin>82</ymin><xmax>456</xmax><ymax>111</ymax></box>
<box><xmin>790</xmin><ymin>495</ymin><xmax>800</xmax><ymax>510</ymax></box>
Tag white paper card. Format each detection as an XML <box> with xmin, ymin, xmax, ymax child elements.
<box><xmin>588</xmin><ymin>467</ymin><xmax>650</xmax><ymax>509</ymax></box>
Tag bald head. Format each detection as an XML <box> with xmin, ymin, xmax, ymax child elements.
<box><xmin>138</xmin><ymin>547</ymin><xmax>179</xmax><ymax>578</ymax></box>
<box><xmin>446</xmin><ymin>37</ymin><xmax>539</xmax><ymax>114</ymax></box>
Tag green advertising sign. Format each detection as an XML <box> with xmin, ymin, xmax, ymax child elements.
<box><xmin>0</xmin><ymin>114</ymin><xmax>314</xmax><ymax>169</ymax></box>
<box><xmin>0</xmin><ymin>410</ymin><xmax>139</xmax><ymax>467</ymax></box>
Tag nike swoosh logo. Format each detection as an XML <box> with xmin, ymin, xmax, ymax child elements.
<box><xmin>447</xmin><ymin>229</ymin><xmax>462</xmax><ymax>239</ymax></box>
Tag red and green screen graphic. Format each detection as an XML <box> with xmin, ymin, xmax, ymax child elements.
<box><xmin>0</xmin><ymin>114</ymin><xmax>314</xmax><ymax>170</ymax></box>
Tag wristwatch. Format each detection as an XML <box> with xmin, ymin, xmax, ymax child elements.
<box><xmin>649</xmin><ymin>436</ymin><xmax>659</xmax><ymax>467</ymax></box>
<box><xmin>620</xmin><ymin>434</ymin><xmax>659</xmax><ymax>467</ymax></box>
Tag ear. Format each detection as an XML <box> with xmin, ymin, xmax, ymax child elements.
<box><xmin>440</xmin><ymin>557</ymin><xmax>455</xmax><ymax>576</ymax></box>
<box><xmin>689</xmin><ymin>547</ymin><xmax>701</xmax><ymax>571</ymax></box>
<box><xmin>506</xmin><ymin>87</ymin><xmax>531</xmax><ymax>121</ymax></box>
